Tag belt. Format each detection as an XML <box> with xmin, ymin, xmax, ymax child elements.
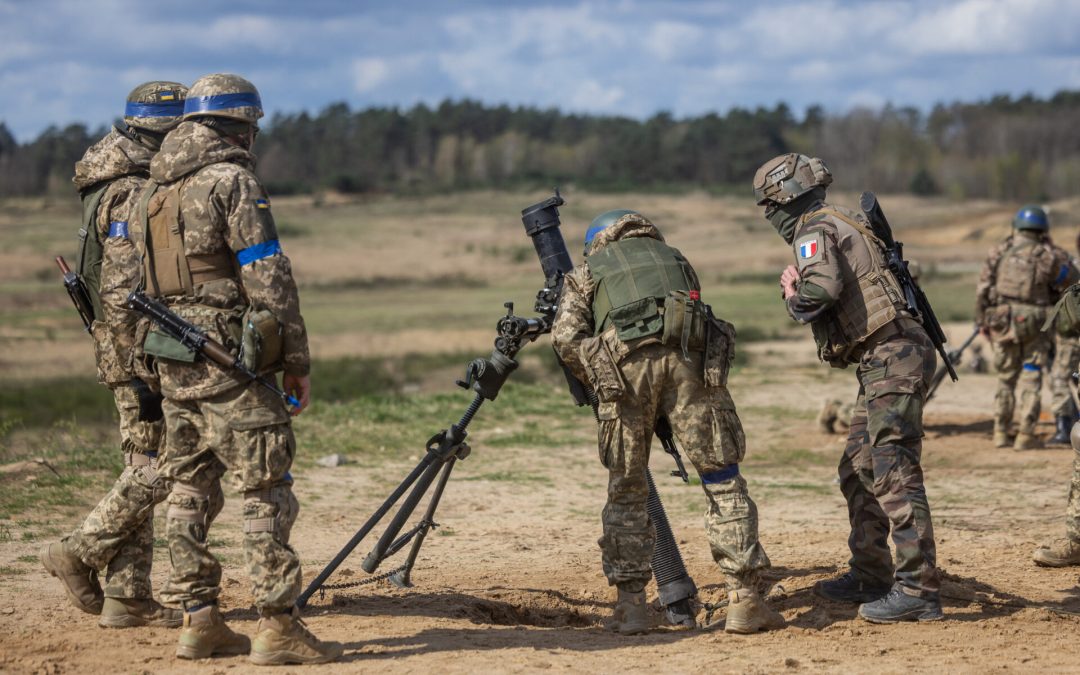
<box><xmin>849</xmin><ymin>317</ymin><xmax>922</xmax><ymax>362</ymax></box>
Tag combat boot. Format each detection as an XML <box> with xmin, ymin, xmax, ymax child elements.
<box><xmin>858</xmin><ymin>586</ymin><xmax>943</xmax><ymax>623</ymax></box>
<box><xmin>813</xmin><ymin>571</ymin><xmax>891</xmax><ymax>604</ymax></box>
<box><xmin>249</xmin><ymin>607</ymin><xmax>343</xmax><ymax>665</ymax></box>
<box><xmin>1033</xmin><ymin>538</ymin><xmax>1080</xmax><ymax>567</ymax></box>
<box><xmin>176</xmin><ymin>604</ymin><xmax>251</xmax><ymax>660</ymax></box>
<box><xmin>606</xmin><ymin>588</ymin><xmax>650</xmax><ymax>636</ymax></box>
<box><xmin>1048</xmin><ymin>417</ymin><xmax>1073</xmax><ymax>447</ymax></box>
<box><xmin>98</xmin><ymin>597</ymin><xmax>183</xmax><ymax>628</ymax></box>
<box><xmin>39</xmin><ymin>541</ymin><xmax>102</xmax><ymax>614</ymax></box>
<box><xmin>724</xmin><ymin>588</ymin><xmax>785</xmax><ymax>634</ymax></box>
<box><xmin>1014</xmin><ymin>432</ymin><xmax>1043</xmax><ymax>450</ymax></box>
<box><xmin>992</xmin><ymin>429</ymin><xmax>1012</xmax><ymax>448</ymax></box>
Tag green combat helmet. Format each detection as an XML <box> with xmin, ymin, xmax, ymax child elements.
<box><xmin>584</xmin><ymin>209</ymin><xmax>639</xmax><ymax>254</ymax></box>
<box><xmin>182</xmin><ymin>73</ymin><xmax>263</xmax><ymax>124</ymax></box>
<box><xmin>753</xmin><ymin>153</ymin><xmax>833</xmax><ymax>208</ymax></box>
<box><xmin>124</xmin><ymin>81</ymin><xmax>188</xmax><ymax>133</ymax></box>
<box><xmin>1012</xmin><ymin>205</ymin><xmax>1049</xmax><ymax>231</ymax></box>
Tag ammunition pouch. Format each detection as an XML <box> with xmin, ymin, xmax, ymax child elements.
<box><xmin>239</xmin><ymin>307</ymin><xmax>284</xmax><ymax>373</ymax></box>
<box><xmin>1044</xmin><ymin>285</ymin><xmax>1080</xmax><ymax>337</ymax></box>
<box><xmin>660</xmin><ymin>290</ymin><xmax>708</xmax><ymax>358</ymax></box>
<box><xmin>1009</xmin><ymin>303</ymin><xmax>1047</xmax><ymax>342</ymax></box>
<box><xmin>143</xmin><ymin>328</ymin><xmax>197</xmax><ymax>362</ymax></box>
<box><xmin>608</xmin><ymin>297</ymin><xmax>664</xmax><ymax>342</ymax></box>
<box><xmin>984</xmin><ymin>304</ymin><xmax>1012</xmax><ymax>340</ymax></box>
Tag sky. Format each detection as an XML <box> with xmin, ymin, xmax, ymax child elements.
<box><xmin>2</xmin><ymin>0</ymin><xmax>1080</xmax><ymax>141</ymax></box>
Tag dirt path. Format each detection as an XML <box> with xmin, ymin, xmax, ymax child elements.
<box><xmin>3</xmin><ymin>333</ymin><xmax>1080</xmax><ymax>674</ymax></box>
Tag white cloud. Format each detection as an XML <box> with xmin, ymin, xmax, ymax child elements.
<box><xmin>352</xmin><ymin>58</ymin><xmax>390</xmax><ymax>93</ymax></box>
<box><xmin>568</xmin><ymin>80</ymin><xmax>625</xmax><ymax>111</ymax></box>
<box><xmin>645</xmin><ymin>21</ymin><xmax>705</xmax><ymax>63</ymax></box>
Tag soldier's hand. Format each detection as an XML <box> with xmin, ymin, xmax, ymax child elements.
<box><xmin>780</xmin><ymin>264</ymin><xmax>800</xmax><ymax>300</ymax></box>
<box><xmin>283</xmin><ymin>374</ymin><xmax>311</xmax><ymax>416</ymax></box>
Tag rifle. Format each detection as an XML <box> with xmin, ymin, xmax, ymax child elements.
<box><xmin>298</xmin><ymin>191</ymin><xmax>698</xmax><ymax>628</ymax></box>
<box><xmin>126</xmin><ymin>290</ymin><xmax>299</xmax><ymax>409</ymax></box>
<box><xmin>926</xmin><ymin>326</ymin><xmax>979</xmax><ymax>402</ymax></box>
<box><xmin>55</xmin><ymin>256</ymin><xmax>94</xmax><ymax>332</ymax></box>
<box><xmin>860</xmin><ymin>192</ymin><xmax>957</xmax><ymax>382</ymax></box>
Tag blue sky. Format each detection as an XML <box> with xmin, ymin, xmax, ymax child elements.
<box><xmin>2</xmin><ymin>0</ymin><xmax>1079</xmax><ymax>141</ymax></box>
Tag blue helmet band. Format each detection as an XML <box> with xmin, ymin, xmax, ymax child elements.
<box><xmin>183</xmin><ymin>92</ymin><xmax>263</xmax><ymax>115</ymax></box>
<box><xmin>1015</xmin><ymin>208</ymin><xmax>1049</xmax><ymax>229</ymax></box>
<box><xmin>584</xmin><ymin>224</ymin><xmax>607</xmax><ymax>246</ymax></box>
<box><xmin>125</xmin><ymin>101</ymin><xmax>185</xmax><ymax>118</ymax></box>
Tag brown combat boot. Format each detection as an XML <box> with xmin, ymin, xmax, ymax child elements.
<box><xmin>1033</xmin><ymin>538</ymin><xmax>1080</xmax><ymax>567</ymax></box>
<box><xmin>607</xmin><ymin>588</ymin><xmax>650</xmax><ymax>636</ymax></box>
<box><xmin>39</xmin><ymin>541</ymin><xmax>103</xmax><ymax>614</ymax></box>
<box><xmin>725</xmin><ymin>588</ymin><xmax>786</xmax><ymax>634</ymax></box>
<box><xmin>1014</xmin><ymin>432</ymin><xmax>1043</xmax><ymax>450</ymax></box>
<box><xmin>992</xmin><ymin>428</ymin><xmax>1012</xmax><ymax>448</ymax></box>
<box><xmin>249</xmin><ymin>607</ymin><xmax>343</xmax><ymax>665</ymax></box>
<box><xmin>176</xmin><ymin>604</ymin><xmax>251</xmax><ymax>660</ymax></box>
<box><xmin>98</xmin><ymin>597</ymin><xmax>183</xmax><ymax>628</ymax></box>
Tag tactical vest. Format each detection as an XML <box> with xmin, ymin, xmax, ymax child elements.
<box><xmin>994</xmin><ymin>236</ymin><xmax>1053</xmax><ymax>305</ymax></box>
<box><xmin>75</xmin><ymin>183</ymin><xmax>109</xmax><ymax>321</ymax></box>
<box><xmin>587</xmin><ymin>237</ymin><xmax>703</xmax><ymax>349</ymax></box>
<box><xmin>801</xmin><ymin>207</ymin><xmax>906</xmax><ymax>359</ymax></box>
<box><xmin>137</xmin><ymin>179</ymin><xmax>238</xmax><ymax>297</ymax></box>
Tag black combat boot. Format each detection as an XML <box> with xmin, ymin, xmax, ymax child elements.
<box><xmin>858</xmin><ymin>586</ymin><xmax>943</xmax><ymax>623</ymax></box>
<box><xmin>813</xmin><ymin>572</ymin><xmax>891</xmax><ymax>604</ymax></box>
<box><xmin>1048</xmin><ymin>416</ymin><xmax>1073</xmax><ymax>446</ymax></box>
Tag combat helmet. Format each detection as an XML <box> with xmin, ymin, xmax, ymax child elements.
<box><xmin>182</xmin><ymin>73</ymin><xmax>263</xmax><ymax>124</ymax></box>
<box><xmin>753</xmin><ymin>153</ymin><xmax>833</xmax><ymax>207</ymax></box>
<box><xmin>1013</xmin><ymin>205</ymin><xmax>1049</xmax><ymax>231</ymax></box>
<box><xmin>124</xmin><ymin>81</ymin><xmax>188</xmax><ymax>133</ymax></box>
<box><xmin>585</xmin><ymin>209</ymin><xmax>639</xmax><ymax>253</ymax></box>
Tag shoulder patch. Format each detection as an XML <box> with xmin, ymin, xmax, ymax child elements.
<box><xmin>255</xmin><ymin>198</ymin><xmax>270</xmax><ymax>210</ymax></box>
<box><xmin>795</xmin><ymin>233</ymin><xmax>824</xmax><ymax>269</ymax></box>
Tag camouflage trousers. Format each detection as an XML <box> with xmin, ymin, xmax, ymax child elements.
<box><xmin>991</xmin><ymin>331</ymin><xmax>1051</xmax><ymax>435</ymax></box>
<box><xmin>1050</xmin><ymin>335</ymin><xmax>1080</xmax><ymax>419</ymax></box>
<box><xmin>839</xmin><ymin>326</ymin><xmax>940</xmax><ymax>597</ymax></box>
<box><xmin>593</xmin><ymin>344</ymin><xmax>770</xmax><ymax>592</ymax></box>
<box><xmin>1067</xmin><ymin>427</ymin><xmax>1080</xmax><ymax>543</ymax></box>
<box><xmin>64</xmin><ymin>384</ymin><xmax>172</xmax><ymax>599</ymax></box>
<box><xmin>158</xmin><ymin>382</ymin><xmax>301</xmax><ymax>615</ymax></box>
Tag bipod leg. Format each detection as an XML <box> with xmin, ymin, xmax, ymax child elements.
<box><xmin>646</xmin><ymin>467</ymin><xmax>697</xmax><ymax>627</ymax></box>
<box><xmin>297</xmin><ymin>454</ymin><xmax>435</xmax><ymax>609</ymax></box>
<box><xmin>390</xmin><ymin>456</ymin><xmax>458</xmax><ymax>588</ymax></box>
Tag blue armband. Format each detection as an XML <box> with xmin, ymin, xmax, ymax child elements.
<box><xmin>236</xmin><ymin>239</ymin><xmax>281</xmax><ymax>266</ymax></box>
<box><xmin>108</xmin><ymin>221</ymin><xmax>129</xmax><ymax>238</ymax></box>
<box><xmin>700</xmin><ymin>464</ymin><xmax>740</xmax><ymax>484</ymax></box>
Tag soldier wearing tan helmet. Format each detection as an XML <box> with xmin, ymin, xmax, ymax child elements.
<box><xmin>974</xmin><ymin>205</ymin><xmax>1078</xmax><ymax>449</ymax></box>
<box><xmin>754</xmin><ymin>153</ymin><xmax>943</xmax><ymax>624</ymax></box>
<box><xmin>41</xmin><ymin>81</ymin><xmax>210</xmax><ymax>630</ymax></box>
<box><xmin>132</xmin><ymin>73</ymin><xmax>340</xmax><ymax>665</ymax></box>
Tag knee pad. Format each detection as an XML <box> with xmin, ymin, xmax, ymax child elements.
<box><xmin>242</xmin><ymin>483</ymin><xmax>298</xmax><ymax>541</ymax></box>
<box><xmin>167</xmin><ymin>482</ymin><xmax>213</xmax><ymax>530</ymax></box>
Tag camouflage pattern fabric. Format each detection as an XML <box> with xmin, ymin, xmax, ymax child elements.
<box><xmin>158</xmin><ymin>384</ymin><xmax>300</xmax><ymax>613</ymax></box>
<box><xmin>552</xmin><ymin>216</ymin><xmax>771</xmax><ymax>592</ymax></box>
<box><xmin>1050</xmin><ymin>335</ymin><xmax>1080</xmax><ymax>418</ymax></box>
<box><xmin>838</xmin><ymin>326</ymin><xmax>940</xmax><ymax>595</ymax></box>
<box><xmin>1068</xmin><ymin>440</ymin><xmax>1080</xmax><ymax>543</ymax></box>
<box><xmin>990</xmin><ymin>328</ymin><xmax>1051</xmax><ymax>435</ymax></box>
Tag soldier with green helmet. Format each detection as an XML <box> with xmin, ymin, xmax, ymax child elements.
<box><xmin>974</xmin><ymin>205</ymin><xmax>1078</xmax><ymax>449</ymax></box>
<box><xmin>754</xmin><ymin>153</ymin><xmax>944</xmax><ymax>623</ymax></box>
<box><xmin>551</xmin><ymin>209</ymin><xmax>784</xmax><ymax>635</ymax></box>
<box><xmin>133</xmin><ymin>73</ymin><xmax>341</xmax><ymax>665</ymax></box>
<box><xmin>41</xmin><ymin>81</ymin><xmax>214</xmax><ymax>629</ymax></box>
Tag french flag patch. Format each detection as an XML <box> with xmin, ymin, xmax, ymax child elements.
<box><xmin>799</xmin><ymin>239</ymin><xmax>818</xmax><ymax>259</ymax></box>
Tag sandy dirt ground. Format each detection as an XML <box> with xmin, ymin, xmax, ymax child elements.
<box><xmin>3</xmin><ymin>324</ymin><xmax>1079</xmax><ymax>674</ymax></box>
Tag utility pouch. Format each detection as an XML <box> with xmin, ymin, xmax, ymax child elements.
<box><xmin>143</xmin><ymin>327</ymin><xmax>197</xmax><ymax>363</ymax></box>
<box><xmin>661</xmin><ymin>290</ymin><xmax>707</xmax><ymax>357</ymax></box>
<box><xmin>703</xmin><ymin>312</ymin><xmax>736</xmax><ymax>388</ymax></box>
<box><xmin>985</xmin><ymin>304</ymin><xmax>1013</xmax><ymax>340</ymax></box>
<box><xmin>580</xmin><ymin>331</ymin><xmax>626</xmax><ymax>402</ymax></box>
<box><xmin>1045</xmin><ymin>284</ymin><xmax>1080</xmax><ymax>337</ymax></box>
<box><xmin>239</xmin><ymin>307</ymin><xmax>283</xmax><ymax>373</ymax></box>
<box><xmin>1011</xmin><ymin>305</ymin><xmax>1046</xmax><ymax>342</ymax></box>
<box><xmin>607</xmin><ymin>297</ymin><xmax>663</xmax><ymax>342</ymax></box>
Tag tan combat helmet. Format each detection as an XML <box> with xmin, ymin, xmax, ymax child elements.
<box><xmin>753</xmin><ymin>153</ymin><xmax>833</xmax><ymax>206</ymax></box>
<box><xmin>182</xmin><ymin>73</ymin><xmax>264</xmax><ymax>124</ymax></box>
<box><xmin>124</xmin><ymin>81</ymin><xmax>188</xmax><ymax>133</ymax></box>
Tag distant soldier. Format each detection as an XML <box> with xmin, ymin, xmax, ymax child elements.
<box><xmin>974</xmin><ymin>206</ymin><xmax>1078</xmax><ymax>449</ymax></box>
<box><xmin>754</xmin><ymin>153</ymin><xmax>943</xmax><ymax>623</ymax></box>
<box><xmin>551</xmin><ymin>209</ymin><xmax>784</xmax><ymax>635</ymax></box>
<box><xmin>133</xmin><ymin>73</ymin><xmax>340</xmax><ymax>664</ymax></box>
<box><xmin>41</xmin><ymin>82</ymin><xmax>212</xmax><ymax>628</ymax></box>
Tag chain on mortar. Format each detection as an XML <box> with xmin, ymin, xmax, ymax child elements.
<box><xmin>316</xmin><ymin>564</ymin><xmax>410</xmax><ymax>598</ymax></box>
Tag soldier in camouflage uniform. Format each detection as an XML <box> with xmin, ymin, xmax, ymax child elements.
<box><xmin>1047</xmin><ymin>234</ymin><xmax>1080</xmax><ymax>446</ymax></box>
<box><xmin>974</xmin><ymin>206</ymin><xmax>1078</xmax><ymax>449</ymax></box>
<box><xmin>551</xmin><ymin>210</ymin><xmax>784</xmax><ymax>635</ymax></box>
<box><xmin>754</xmin><ymin>153</ymin><xmax>943</xmax><ymax>623</ymax></box>
<box><xmin>40</xmin><ymin>82</ymin><xmax>218</xmax><ymax>629</ymax></box>
<box><xmin>132</xmin><ymin>73</ymin><xmax>340</xmax><ymax>665</ymax></box>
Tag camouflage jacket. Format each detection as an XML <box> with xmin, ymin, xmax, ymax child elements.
<box><xmin>136</xmin><ymin>121</ymin><xmax>310</xmax><ymax>401</ymax></box>
<box><xmin>550</xmin><ymin>214</ymin><xmax>672</xmax><ymax>384</ymax></box>
<box><xmin>72</xmin><ymin>127</ymin><xmax>155</xmax><ymax>386</ymax></box>
<box><xmin>974</xmin><ymin>231</ymin><xmax>1078</xmax><ymax>327</ymax></box>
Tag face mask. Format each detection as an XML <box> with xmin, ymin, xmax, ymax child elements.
<box><xmin>765</xmin><ymin>188</ymin><xmax>826</xmax><ymax>244</ymax></box>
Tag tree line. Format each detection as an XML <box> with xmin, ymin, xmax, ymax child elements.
<box><xmin>3</xmin><ymin>90</ymin><xmax>1079</xmax><ymax>201</ymax></box>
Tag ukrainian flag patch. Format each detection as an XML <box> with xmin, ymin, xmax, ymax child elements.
<box><xmin>160</xmin><ymin>92</ymin><xmax>176</xmax><ymax>102</ymax></box>
<box><xmin>255</xmin><ymin>199</ymin><xmax>270</xmax><ymax>210</ymax></box>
